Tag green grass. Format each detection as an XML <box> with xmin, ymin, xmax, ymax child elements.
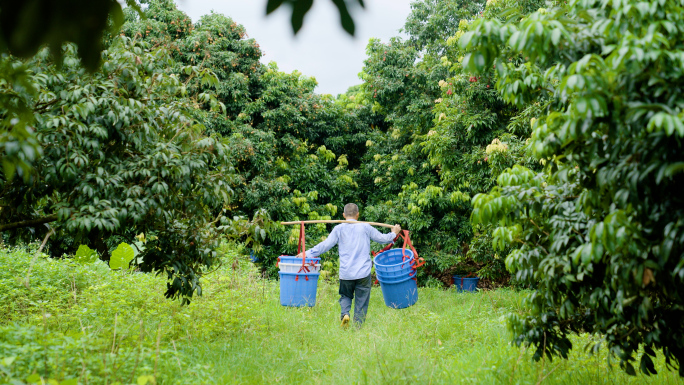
<box><xmin>0</xmin><ymin>244</ymin><xmax>681</xmax><ymax>384</ymax></box>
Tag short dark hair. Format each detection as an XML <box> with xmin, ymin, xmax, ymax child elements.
<box><xmin>343</xmin><ymin>203</ymin><xmax>359</xmax><ymax>217</ymax></box>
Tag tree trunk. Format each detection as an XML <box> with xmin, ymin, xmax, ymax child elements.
<box><xmin>0</xmin><ymin>214</ymin><xmax>58</xmax><ymax>231</ymax></box>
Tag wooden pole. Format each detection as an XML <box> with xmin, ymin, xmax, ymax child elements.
<box><xmin>280</xmin><ymin>220</ymin><xmax>394</xmax><ymax>229</ymax></box>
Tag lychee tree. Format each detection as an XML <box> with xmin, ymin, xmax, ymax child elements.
<box><xmin>465</xmin><ymin>0</ymin><xmax>684</xmax><ymax>376</ymax></box>
<box><xmin>0</xmin><ymin>36</ymin><xmax>232</xmax><ymax>304</ymax></box>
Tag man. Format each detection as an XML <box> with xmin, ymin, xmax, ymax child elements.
<box><xmin>296</xmin><ymin>203</ymin><xmax>401</xmax><ymax>328</ymax></box>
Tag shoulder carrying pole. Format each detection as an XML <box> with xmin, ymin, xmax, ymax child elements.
<box><xmin>280</xmin><ymin>220</ymin><xmax>394</xmax><ymax>229</ymax></box>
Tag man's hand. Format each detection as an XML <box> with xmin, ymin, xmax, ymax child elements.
<box><xmin>391</xmin><ymin>224</ymin><xmax>401</xmax><ymax>235</ymax></box>
<box><xmin>295</xmin><ymin>252</ymin><xmax>306</xmax><ymax>259</ymax></box>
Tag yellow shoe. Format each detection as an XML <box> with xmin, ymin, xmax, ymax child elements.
<box><xmin>340</xmin><ymin>314</ymin><xmax>350</xmax><ymax>329</ymax></box>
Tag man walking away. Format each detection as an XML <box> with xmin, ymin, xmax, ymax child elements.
<box><xmin>297</xmin><ymin>203</ymin><xmax>400</xmax><ymax>328</ymax></box>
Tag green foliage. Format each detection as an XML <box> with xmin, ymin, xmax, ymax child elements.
<box><xmin>319</xmin><ymin>258</ymin><xmax>339</xmax><ymax>281</ymax></box>
<box><xmin>119</xmin><ymin>3</ymin><xmax>376</xmax><ymax>273</ymax></box>
<box><xmin>467</xmin><ymin>0</ymin><xmax>684</xmax><ymax>376</ymax></box>
<box><xmin>109</xmin><ymin>242</ymin><xmax>135</xmax><ymax>270</ymax></box>
<box><xmin>466</xmin><ymin>226</ymin><xmax>507</xmax><ymax>280</ymax></box>
<box><xmin>403</xmin><ymin>0</ymin><xmax>485</xmax><ymax>56</ymax></box>
<box><xmin>0</xmin><ymin>0</ymin><xmax>566</xmax><ymax>298</ymax></box>
<box><xmin>0</xmin><ymin>58</ymin><xmax>43</xmax><ymax>182</ymax></box>
<box><xmin>357</xmin><ymin>32</ymin><xmax>461</xmax><ymax>282</ymax></box>
<box><xmin>218</xmin><ymin>209</ymin><xmax>274</xmax><ymax>255</ymax></box>
<box><xmin>73</xmin><ymin>244</ymin><xmax>98</xmax><ymax>264</ymax></box>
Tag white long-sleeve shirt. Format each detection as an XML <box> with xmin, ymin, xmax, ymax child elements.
<box><xmin>306</xmin><ymin>219</ymin><xmax>396</xmax><ymax>280</ymax></box>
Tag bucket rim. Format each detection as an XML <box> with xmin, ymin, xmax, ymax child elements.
<box><xmin>376</xmin><ymin>269</ymin><xmax>416</xmax><ymax>281</ymax></box>
<box><xmin>377</xmin><ymin>273</ymin><xmax>417</xmax><ymax>285</ymax></box>
<box><xmin>374</xmin><ymin>249</ymin><xmax>415</xmax><ymax>268</ymax></box>
<box><xmin>278</xmin><ymin>271</ymin><xmax>321</xmax><ymax>276</ymax></box>
<box><xmin>279</xmin><ymin>262</ymin><xmax>321</xmax><ymax>267</ymax></box>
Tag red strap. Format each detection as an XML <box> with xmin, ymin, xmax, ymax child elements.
<box><xmin>372</xmin><ymin>233</ymin><xmax>399</xmax><ymax>257</ymax></box>
<box><xmin>400</xmin><ymin>230</ymin><xmax>413</xmax><ymax>260</ymax></box>
<box><xmin>459</xmin><ymin>272</ymin><xmax>475</xmax><ymax>287</ymax></box>
<box><xmin>373</xmin><ymin>230</ymin><xmax>423</xmax><ymax>284</ymax></box>
<box><xmin>372</xmin><ymin>230</ymin><xmax>425</xmax><ymax>270</ymax></box>
<box><xmin>297</xmin><ymin>261</ymin><xmax>316</xmax><ymax>280</ymax></box>
<box><xmin>296</xmin><ymin>222</ymin><xmax>308</xmax><ymax>281</ymax></box>
<box><xmin>298</xmin><ymin>222</ymin><xmax>306</xmax><ymax>256</ymax></box>
<box><xmin>400</xmin><ymin>230</ymin><xmax>424</xmax><ymax>268</ymax></box>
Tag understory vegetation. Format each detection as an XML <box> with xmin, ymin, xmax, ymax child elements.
<box><xmin>1</xmin><ymin>245</ymin><xmax>683</xmax><ymax>384</ymax></box>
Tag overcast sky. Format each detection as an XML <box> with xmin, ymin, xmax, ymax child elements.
<box><xmin>175</xmin><ymin>0</ymin><xmax>413</xmax><ymax>95</ymax></box>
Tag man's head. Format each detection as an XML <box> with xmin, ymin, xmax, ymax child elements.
<box><xmin>343</xmin><ymin>203</ymin><xmax>359</xmax><ymax>220</ymax></box>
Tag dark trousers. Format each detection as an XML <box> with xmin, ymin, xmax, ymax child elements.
<box><xmin>339</xmin><ymin>275</ymin><xmax>372</xmax><ymax>325</ymax></box>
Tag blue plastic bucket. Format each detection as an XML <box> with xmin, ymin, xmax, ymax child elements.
<box><xmin>279</xmin><ymin>272</ymin><xmax>320</xmax><ymax>307</ymax></box>
<box><xmin>453</xmin><ymin>276</ymin><xmax>479</xmax><ymax>292</ymax></box>
<box><xmin>278</xmin><ymin>255</ymin><xmax>321</xmax><ymax>265</ymax></box>
<box><xmin>376</xmin><ymin>268</ymin><xmax>416</xmax><ymax>282</ymax></box>
<box><xmin>374</xmin><ymin>249</ymin><xmax>415</xmax><ymax>273</ymax></box>
<box><xmin>377</xmin><ymin>274</ymin><xmax>418</xmax><ymax>309</ymax></box>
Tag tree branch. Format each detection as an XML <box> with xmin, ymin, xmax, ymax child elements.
<box><xmin>37</xmin><ymin>227</ymin><xmax>55</xmax><ymax>254</ymax></box>
<box><xmin>0</xmin><ymin>214</ymin><xmax>58</xmax><ymax>231</ymax></box>
<box><xmin>529</xmin><ymin>219</ymin><xmax>550</xmax><ymax>236</ymax></box>
<box><xmin>24</xmin><ymin>227</ymin><xmax>55</xmax><ymax>289</ymax></box>
<box><xmin>33</xmin><ymin>98</ymin><xmax>59</xmax><ymax>112</ymax></box>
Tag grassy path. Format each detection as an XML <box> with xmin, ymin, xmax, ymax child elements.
<box><xmin>0</xmin><ymin>245</ymin><xmax>681</xmax><ymax>384</ymax></box>
<box><xmin>178</xmin><ymin>278</ymin><xmax>680</xmax><ymax>384</ymax></box>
